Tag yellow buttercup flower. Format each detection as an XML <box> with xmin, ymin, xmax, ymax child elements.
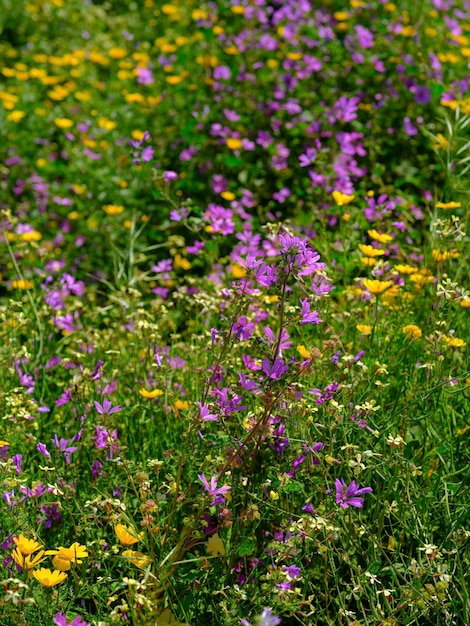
<box><xmin>13</xmin><ymin>535</ymin><xmax>43</xmax><ymax>556</ymax></box>
<box><xmin>356</xmin><ymin>324</ymin><xmax>372</xmax><ymax>335</ymax></box>
<box><xmin>115</xmin><ymin>524</ymin><xmax>144</xmax><ymax>546</ymax></box>
<box><xmin>363</xmin><ymin>279</ymin><xmax>393</xmax><ymax>295</ymax></box>
<box><xmin>33</xmin><ymin>568</ymin><xmax>68</xmax><ymax>587</ymax></box>
<box><xmin>139</xmin><ymin>388</ymin><xmax>164</xmax><ymax>399</ymax></box>
<box><xmin>402</xmin><ymin>324</ymin><xmax>422</xmax><ymax>340</ymax></box>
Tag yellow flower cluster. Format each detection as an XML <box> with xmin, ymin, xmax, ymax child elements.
<box><xmin>11</xmin><ymin>534</ymin><xmax>88</xmax><ymax>586</ymax></box>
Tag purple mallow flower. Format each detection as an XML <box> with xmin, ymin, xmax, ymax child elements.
<box><xmin>197</xmin><ymin>473</ymin><xmax>231</xmax><ymax>506</ymax></box>
<box><xmin>262</xmin><ymin>358</ymin><xmax>289</xmax><ymax>380</ymax></box>
<box><xmin>94</xmin><ymin>398</ymin><xmax>121</xmax><ymax>416</ymax></box>
<box><xmin>335</xmin><ymin>479</ymin><xmax>373</xmax><ymax>509</ymax></box>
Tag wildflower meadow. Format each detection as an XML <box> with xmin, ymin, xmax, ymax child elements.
<box><xmin>1</xmin><ymin>0</ymin><xmax>469</xmax><ymax>624</ymax></box>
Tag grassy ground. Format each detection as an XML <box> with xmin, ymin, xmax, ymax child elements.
<box><xmin>0</xmin><ymin>1</ymin><xmax>469</xmax><ymax>624</ymax></box>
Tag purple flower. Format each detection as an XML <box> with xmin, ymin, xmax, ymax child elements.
<box><xmin>299</xmin><ymin>298</ymin><xmax>322</xmax><ymax>325</ymax></box>
<box><xmin>163</xmin><ymin>170</ymin><xmax>178</xmax><ymax>182</ymax></box>
<box><xmin>54</xmin><ymin>613</ymin><xmax>90</xmax><ymax>626</ymax></box>
<box><xmin>37</xmin><ymin>443</ymin><xmax>51</xmax><ymax>458</ymax></box>
<box><xmin>413</xmin><ymin>85</ymin><xmax>431</xmax><ymax>105</ymax></box>
<box><xmin>12</xmin><ymin>454</ymin><xmax>22</xmax><ymax>474</ymax></box>
<box><xmin>52</xmin><ymin>435</ymin><xmax>78</xmax><ymax>463</ymax></box>
<box><xmin>196</xmin><ymin>401</ymin><xmax>218</xmax><ymax>422</ymax></box>
<box><xmin>299</xmin><ymin>147</ymin><xmax>317</xmax><ymax>167</ymax></box>
<box><xmin>94</xmin><ymin>398</ymin><xmax>121</xmax><ymax>416</ymax></box>
<box><xmin>231</xmin><ymin>316</ymin><xmax>255</xmax><ymax>340</ymax></box>
<box><xmin>38</xmin><ymin>504</ymin><xmax>62</xmax><ymax>529</ymax></box>
<box><xmin>262</xmin><ymin>358</ymin><xmax>289</xmax><ymax>380</ymax></box>
<box><xmin>197</xmin><ymin>473</ymin><xmax>231</xmax><ymax>506</ymax></box>
<box><xmin>94</xmin><ymin>427</ymin><xmax>120</xmax><ymax>459</ymax></box>
<box><xmin>335</xmin><ymin>479</ymin><xmax>373</xmax><ymax>509</ymax></box>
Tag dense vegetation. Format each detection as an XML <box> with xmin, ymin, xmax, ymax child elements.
<box><xmin>0</xmin><ymin>1</ymin><xmax>469</xmax><ymax>624</ymax></box>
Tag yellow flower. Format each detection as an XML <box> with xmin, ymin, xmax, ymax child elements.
<box><xmin>297</xmin><ymin>345</ymin><xmax>311</xmax><ymax>359</ymax></box>
<box><xmin>54</xmin><ymin>117</ymin><xmax>74</xmax><ymax>129</ymax></box>
<box><xmin>13</xmin><ymin>535</ymin><xmax>43</xmax><ymax>556</ymax></box>
<box><xmin>402</xmin><ymin>324</ymin><xmax>422</xmax><ymax>340</ymax></box>
<box><xmin>103</xmin><ymin>204</ymin><xmax>124</xmax><ymax>216</ymax></box>
<box><xmin>98</xmin><ymin>117</ymin><xmax>117</xmax><ymax>131</ymax></box>
<box><xmin>174</xmin><ymin>400</ymin><xmax>190</xmax><ymax>411</ymax></box>
<box><xmin>7</xmin><ymin>111</ymin><xmax>25</xmax><ymax>123</ymax></box>
<box><xmin>436</xmin><ymin>201</ymin><xmax>461</xmax><ymax>210</ymax></box>
<box><xmin>432</xmin><ymin>133</ymin><xmax>449</xmax><ymax>150</ymax></box>
<box><xmin>443</xmin><ymin>336</ymin><xmax>466</xmax><ymax>347</ymax></box>
<box><xmin>432</xmin><ymin>249</ymin><xmax>459</xmax><ymax>261</ymax></box>
<box><xmin>206</xmin><ymin>534</ymin><xmax>225</xmax><ymax>556</ymax></box>
<box><xmin>332</xmin><ymin>190</ymin><xmax>354</xmax><ymax>206</ymax></box>
<box><xmin>367</xmin><ymin>229</ymin><xmax>393</xmax><ymax>243</ymax></box>
<box><xmin>363</xmin><ymin>279</ymin><xmax>393</xmax><ymax>295</ymax></box>
<box><xmin>461</xmin><ymin>299</ymin><xmax>470</xmax><ymax>308</ymax></box>
<box><xmin>231</xmin><ymin>264</ymin><xmax>246</xmax><ymax>278</ymax></box>
<box><xmin>409</xmin><ymin>273</ymin><xmax>434</xmax><ymax>287</ymax></box>
<box><xmin>361</xmin><ymin>257</ymin><xmax>376</xmax><ymax>267</ymax></box>
<box><xmin>0</xmin><ymin>441</ymin><xmax>9</xmax><ymax>447</ymax></box>
<box><xmin>395</xmin><ymin>264</ymin><xmax>417</xmax><ymax>275</ymax></box>
<box><xmin>174</xmin><ymin>254</ymin><xmax>191</xmax><ymax>270</ymax></box>
<box><xmin>221</xmin><ymin>191</ymin><xmax>236</xmax><ymax>201</ymax></box>
<box><xmin>12</xmin><ymin>548</ymin><xmax>46</xmax><ymax>570</ymax></box>
<box><xmin>115</xmin><ymin>524</ymin><xmax>143</xmax><ymax>546</ymax></box>
<box><xmin>11</xmin><ymin>279</ymin><xmax>33</xmax><ymax>290</ymax></box>
<box><xmin>45</xmin><ymin>543</ymin><xmax>88</xmax><ymax>571</ymax></box>
<box><xmin>20</xmin><ymin>230</ymin><xmax>42</xmax><ymax>242</ymax></box>
<box><xmin>358</xmin><ymin>244</ymin><xmax>385</xmax><ymax>257</ymax></box>
<box><xmin>33</xmin><ymin>568</ymin><xmax>68</xmax><ymax>587</ymax></box>
<box><xmin>139</xmin><ymin>388</ymin><xmax>164</xmax><ymax>399</ymax></box>
<box><xmin>226</xmin><ymin>138</ymin><xmax>243</xmax><ymax>150</ymax></box>
<box><xmin>356</xmin><ymin>324</ymin><xmax>372</xmax><ymax>335</ymax></box>
<box><xmin>122</xmin><ymin>550</ymin><xmax>151</xmax><ymax>569</ymax></box>
<box><xmin>109</xmin><ymin>47</ymin><xmax>127</xmax><ymax>59</ymax></box>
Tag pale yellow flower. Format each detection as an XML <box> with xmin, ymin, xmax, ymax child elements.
<box><xmin>122</xmin><ymin>550</ymin><xmax>151</xmax><ymax>569</ymax></box>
